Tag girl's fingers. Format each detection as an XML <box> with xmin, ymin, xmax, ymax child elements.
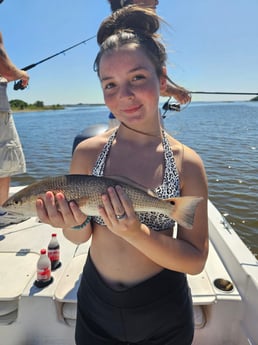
<box><xmin>36</xmin><ymin>198</ymin><xmax>49</xmax><ymax>222</ymax></box>
<box><xmin>101</xmin><ymin>189</ymin><xmax>116</xmax><ymax>220</ymax></box>
<box><xmin>69</xmin><ymin>201</ymin><xmax>88</xmax><ymax>225</ymax></box>
<box><xmin>101</xmin><ymin>186</ymin><xmax>136</xmax><ymax>223</ymax></box>
<box><xmin>36</xmin><ymin>192</ymin><xmax>87</xmax><ymax>228</ymax></box>
<box><xmin>115</xmin><ymin>185</ymin><xmax>133</xmax><ymax>217</ymax></box>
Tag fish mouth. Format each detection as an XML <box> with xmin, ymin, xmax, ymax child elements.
<box><xmin>0</xmin><ymin>208</ymin><xmax>29</xmax><ymax>226</ymax></box>
<box><xmin>0</xmin><ymin>207</ymin><xmax>24</xmax><ymax>217</ymax></box>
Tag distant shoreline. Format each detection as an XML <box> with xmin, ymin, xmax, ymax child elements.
<box><xmin>11</xmin><ymin>103</ymin><xmax>107</xmax><ymax>113</ymax></box>
<box><xmin>12</xmin><ymin>106</ymin><xmax>64</xmax><ymax>113</ymax></box>
<box><xmin>11</xmin><ymin>99</ymin><xmax>257</xmax><ymax>114</ymax></box>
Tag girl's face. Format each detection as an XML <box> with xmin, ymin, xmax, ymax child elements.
<box><xmin>132</xmin><ymin>0</ymin><xmax>159</xmax><ymax>10</ymax></box>
<box><xmin>99</xmin><ymin>44</ymin><xmax>166</xmax><ymax>127</ymax></box>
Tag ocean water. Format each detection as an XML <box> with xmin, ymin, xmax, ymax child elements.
<box><xmin>12</xmin><ymin>102</ymin><xmax>258</xmax><ymax>258</ymax></box>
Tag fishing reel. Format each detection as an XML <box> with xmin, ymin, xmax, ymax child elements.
<box><xmin>13</xmin><ymin>80</ymin><xmax>27</xmax><ymax>91</ymax></box>
<box><xmin>161</xmin><ymin>97</ymin><xmax>181</xmax><ymax>119</ymax></box>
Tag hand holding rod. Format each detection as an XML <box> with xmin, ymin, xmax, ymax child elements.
<box><xmin>13</xmin><ymin>35</ymin><xmax>96</xmax><ymax>90</ymax></box>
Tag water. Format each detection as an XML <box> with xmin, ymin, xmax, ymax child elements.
<box><xmin>12</xmin><ymin>102</ymin><xmax>258</xmax><ymax>258</ymax></box>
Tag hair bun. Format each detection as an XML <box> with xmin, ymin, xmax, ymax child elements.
<box><xmin>97</xmin><ymin>6</ymin><xmax>160</xmax><ymax>45</ymax></box>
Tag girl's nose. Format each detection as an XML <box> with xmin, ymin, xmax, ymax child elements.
<box><xmin>119</xmin><ymin>84</ymin><xmax>135</xmax><ymax>100</ymax></box>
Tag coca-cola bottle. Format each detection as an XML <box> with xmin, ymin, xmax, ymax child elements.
<box><xmin>48</xmin><ymin>233</ymin><xmax>60</xmax><ymax>270</ymax></box>
<box><xmin>35</xmin><ymin>249</ymin><xmax>52</xmax><ymax>287</ymax></box>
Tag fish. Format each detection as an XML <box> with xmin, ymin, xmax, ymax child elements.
<box><xmin>1</xmin><ymin>174</ymin><xmax>203</xmax><ymax>229</ymax></box>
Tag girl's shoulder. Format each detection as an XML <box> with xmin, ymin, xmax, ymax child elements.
<box><xmin>71</xmin><ymin>129</ymin><xmax>116</xmax><ymax>174</ymax></box>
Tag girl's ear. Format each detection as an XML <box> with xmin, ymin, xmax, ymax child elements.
<box><xmin>160</xmin><ymin>66</ymin><xmax>167</xmax><ymax>93</ymax></box>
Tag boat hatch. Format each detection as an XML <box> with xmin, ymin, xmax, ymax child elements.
<box><xmin>0</xmin><ymin>251</ymin><xmax>39</xmax><ymax>324</ymax></box>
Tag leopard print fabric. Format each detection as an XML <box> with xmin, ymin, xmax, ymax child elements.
<box><xmin>92</xmin><ymin>129</ymin><xmax>180</xmax><ymax>231</ymax></box>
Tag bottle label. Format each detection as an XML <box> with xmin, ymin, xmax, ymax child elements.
<box><xmin>48</xmin><ymin>249</ymin><xmax>60</xmax><ymax>262</ymax></box>
<box><xmin>37</xmin><ymin>267</ymin><xmax>51</xmax><ymax>281</ymax></box>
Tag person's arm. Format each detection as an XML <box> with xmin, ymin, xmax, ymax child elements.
<box><xmin>161</xmin><ymin>79</ymin><xmax>191</xmax><ymax>104</ymax></box>
<box><xmin>0</xmin><ymin>32</ymin><xmax>29</xmax><ymax>86</ymax></box>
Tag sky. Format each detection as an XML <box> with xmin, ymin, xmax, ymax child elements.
<box><xmin>1</xmin><ymin>0</ymin><xmax>258</xmax><ymax>105</ymax></box>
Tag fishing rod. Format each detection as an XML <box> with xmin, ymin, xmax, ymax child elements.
<box><xmin>14</xmin><ymin>35</ymin><xmax>96</xmax><ymax>90</ymax></box>
<box><xmin>162</xmin><ymin>90</ymin><xmax>258</xmax><ymax>117</ymax></box>
<box><xmin>190</xmin><ymin>91</ymin><xmax>258</xmax><ymax>95</ymax></box>
<box><xmin>166</xmin><ymin>75</ymin><xmax>258</xmax><ymax>98</ymax></box>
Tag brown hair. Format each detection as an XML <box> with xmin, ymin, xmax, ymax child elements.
<box><xmin>107</xmin><ymin>0</ymin><xmax>133</xmax><ymax>12</ymax></box>
<box><xmin>94</xmin><ymin>6</ymin><xmax>167</xmax><ymax>78</ymax></box>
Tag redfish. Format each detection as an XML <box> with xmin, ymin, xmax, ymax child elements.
<box><xmin>2</xmin><ymin>175</ymin><xmax>203</xmax><ymax>229</ymax></box>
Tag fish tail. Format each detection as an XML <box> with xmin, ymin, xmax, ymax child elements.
<box><xmin>169</xmin><ymin>196</ymin><xmax>203</xmax><ymax>229</ymax></box>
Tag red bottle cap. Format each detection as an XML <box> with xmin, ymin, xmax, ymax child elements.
<box><xmin>40</xmin><ymin>249</ymin><xmax>46</xmax><ymax>255</ymax></box>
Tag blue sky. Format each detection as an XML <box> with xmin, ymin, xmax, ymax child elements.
<box><xmin>1</xmin><ymin>0</ymin><xmax>258</xmax><ymax>105</ymax></box>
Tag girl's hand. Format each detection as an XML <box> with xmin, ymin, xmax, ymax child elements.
<box><xmin>36</xmin><ymin>191</ymin><xmax>87</xmax><ymax>229</ymax></box>
<box><xmin>99</xmin><ymin>185</ymin><xmax>141</xmax><ymax>237</ymax></box>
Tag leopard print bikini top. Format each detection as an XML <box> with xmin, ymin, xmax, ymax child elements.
<box><xmin>92</xmin><ymin>129</ymin><xmax>180</xmax><ymax>231</ymax></box>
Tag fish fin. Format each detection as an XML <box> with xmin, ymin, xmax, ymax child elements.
<box><xmin>167</xmin><ymin>196</ymin><xmax>203</xmax><ymax>229</ymax></box>
<box><xmin>105</xmin><ymin>175</ymin><xmax>157</xmax><ymax>197</ymax></box>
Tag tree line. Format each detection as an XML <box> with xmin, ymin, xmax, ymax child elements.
<box><xmin>10</xmin><ymin>99</ymin><xmax>64</xmax><ymax>111</ymax></box>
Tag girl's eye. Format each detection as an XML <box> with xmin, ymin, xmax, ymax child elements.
<box><xmin>133</xmin><ymin>74</ymin><xmax>145</xmax><ymax>81</ymax></box>
<box><xmin>104</xmin><ymin>82</ymin><xmax>115</xmax><ymax>90</ymax></box>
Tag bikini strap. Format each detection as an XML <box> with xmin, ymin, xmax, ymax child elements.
<box><xmin>92</xmin><ymin>129</ymin><xmax>118</xmax><ymax>176</ymax></box>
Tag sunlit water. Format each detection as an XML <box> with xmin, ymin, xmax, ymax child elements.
<box><xmin>12</xmin><ymin>102</ymin><xmax>258</xmax><ymax>258</ymax></box>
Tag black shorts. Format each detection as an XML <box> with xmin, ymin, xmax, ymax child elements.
<box><xmin>75</xmin><ymin>253</ymin><xmax>194</xmax><ymax>345</ymax></box>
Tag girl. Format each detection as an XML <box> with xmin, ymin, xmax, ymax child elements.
<box><xmin>36</xmin><ymin>7</ymin><xmax>208</xmax><ymax>345</ymax></box>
